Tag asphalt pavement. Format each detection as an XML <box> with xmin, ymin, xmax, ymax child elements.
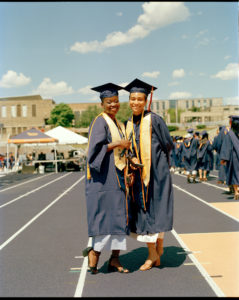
<box><xmin>0</xmin><ymin>170</ymin><xmax>238</xmax><ymax>297</ymax></box>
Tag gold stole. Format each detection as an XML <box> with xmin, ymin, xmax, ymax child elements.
<box><xmin>101</xmin><ymin>112</ymin><xmax>126</xmax><ymax>171</ymax></box>
<box><xmin>126</xmin><ymin>112</ymin><xmax>152</xmax><ymax>187</ymax></box>
<box><xmin>87</xmin><ymin>112</ymin><xmax>126</xmax><ymax>180</ymax></box>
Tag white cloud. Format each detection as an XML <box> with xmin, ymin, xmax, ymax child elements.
<box><xmin>224</xmin><ymin>55</ymin><xmax>231</xmax><ymax>60</ymax></box>
<box><xmin>33</xmin><ymin>78</ymin><xmax>74</xmax><ymax>97</ymax></box>
<box><xmin>181</xmin><ymin>34</ymin><xmax>188</xmax><ymax>39</ymax></box>
<box><xmin>211</xmin><ymin>63</ymin><xmax>238</xmax><ymax>80</ymax></box>
<box><xmin>77</xmin><ymin>85</ymin><xmax>95</xmax><ymax>95</ymax></box>
<box><xmin>195</xmin><ymin>29</ymin><xmax>208</xmax><ymax>38</ymax></box>
<box><xmin>0</xmin><ymin>70</ymin><xmax>31</xmax><ymax>88</ymax></box>
<box><xmin>142</xmin><ymin>71</ymin><xmax>160</xmax><ymax>78</ymax></box>
<box><xmin>70</xmin><ymin>2</ymin><xmax>190</xmax><ymax>53</ymax></box>
<box><xmin>116</xmin><ymin>12</ymin><xmax>123</xmax><ymax>17</ymax></box>
<box><xmin>168</xmin><ymin>81</ymin><xmax>179</xmax><ymax>86</ymax></box>
<box><xmin>172</xmin><ymin>68</ymin><xmax>185</xmax><ymax>79</ymax></box>
<box><xmin>169</xmin><ymin>91</ymin><xmax>192</xmax><ymax>99</ymax></box>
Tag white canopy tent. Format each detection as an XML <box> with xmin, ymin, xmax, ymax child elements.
<box><xmin>46</xmin><ymin>126</ymin><xmax>88</xmax><ymax>145</ymax></box>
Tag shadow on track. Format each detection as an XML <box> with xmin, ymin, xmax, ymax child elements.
<box><xmin>99</xmin><ymin>246</ymin><xmax>187</xmax><ymax>274</ymax></box>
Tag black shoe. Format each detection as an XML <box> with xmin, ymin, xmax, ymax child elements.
<box><xmin>82</xmin><ymin>247</ymin><xmax>100</xmax><ymax>274</ymax></box>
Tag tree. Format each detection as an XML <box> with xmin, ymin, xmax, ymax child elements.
<box><xmin>75</xmin><ymin>105</ymin><xmax>103</xmax><ymax>128</ymax></box>
<box><xmin>47</xmin><ymin>103</ymin><xmax>74</xmax><ymax>127</ymax></box>
<box><xmin>116</xmin><ymin>102</ymin><xmax>132</xmax><ymax>123</ymax></box>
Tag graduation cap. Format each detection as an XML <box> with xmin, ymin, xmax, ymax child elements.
<box><xmin>229</xmin><ymin>115</ymin><xmax>239</xmax><ymax>132</ymax></box>
<box><xmin>91</xmin><ymin>83</ymin><xmax>123</xmax><ymax>101</ymax></box>
<box><xmin>194</xmin><ymin>131</ymin><xmax>200</xmax><ymax>136</ymax></box>
<box><xmin>187</xmin><ymin>128</ymin><xmax>194</xmax><ymax>134</ymax></box>
<box><xmin>229</xmin><ymin>115</ymin><xmax>239</xmax><ymax>121</ymax></box>
<box><xmin>123</xmin><ymin>78</ymin><xmax>157</xmax><ymax>96</ymax></box>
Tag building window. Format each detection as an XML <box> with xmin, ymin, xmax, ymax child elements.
<box><xmin>32</xmin><ymin>104</ymin><xmax>36</xmax><ymax>117</ymax></box>
<box><xmin>17</xmin><ymin>104</ymin><xmax>21</xmax><ymax>117</ymax></box>
<box><xmin>186</xmin><ymin>101</ymin><xmax>189</xmax><ymax>108</ymax></box>
<box><xmin>12</xmin><ymin>127</ymin><xmax>16</xmax><ymax>135</ymax></box>
<box><xmin>1</xmin><ymin>106</ymin><xmax>7</xmax><ymax>118</ymax></box>
<box><xmin>11</xmin><ymin>106</ymin><xmax>16</xmax><ymax>118</ymax></box>
<box><xmin>162</xmin><ymin>102</ymin><xmax>165</xmax><ymax>110</ymax></box>
<box><xmin>17</xmin><ymin>127</ymin><xmax>21</xmax><ymax>134</ymax></box>
<box><xmin>209</xmin><ymin>99</ymin><xmax>212</xmax><ymax>106</ymax></box>
<box><xmin>156</xmin><ymin>102</ymin><xmax>159</xmax><ymax>110</ymax></box>
<box><xmin>22</xmin><ymin>105</ymin><xmax>27</xmax><ymax>117</ymax></box>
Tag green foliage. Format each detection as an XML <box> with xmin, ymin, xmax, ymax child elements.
<box><xmin>167</xmin><ymin>108</ymin><xmax>185</xmax><ymax>123</ymax></box>
<box><xmin>167</xmin><ymin>125</ymin><xmax>179</xmax><ymax>132</ymax></box>
<box><xmin>47</xmin><ymin>103</ymin><xmax>74</xmax><ymax>127</ymax></box>
<box><xmin>75</xmin><ymin>105</ymin><xmax>103</xmax><ymax>128</ymax></box>
<box><xmin>190</xmin><ymin>106</ymin><xmax>201</xmax><ymax>112</ymax></box>
<box><xmin>196</xmin><ymin>124</ymin><xmax>206</xmax><ymax>129</ymax></box>
<box><xmin>117</xmin><ymin>102</ymin><xmax>132</xmax><ymax>123</ymax></box>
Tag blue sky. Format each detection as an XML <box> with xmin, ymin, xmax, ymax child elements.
<box><xmin>0</xmin><ymin>1</ymin><xmax>238</xmax><ymax>105</ymax></box>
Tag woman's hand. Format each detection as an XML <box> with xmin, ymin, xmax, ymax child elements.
<box><xmin>107</xmin><ymin>139</ymin><xmax>131</xmax><ymax>152</ymax></box>
<box><xmin>118</xmin><ymin>139</ymin><xmax>131</xmax><ymax>149</ymax></box>
<box><xmin>220</xmin><ymin>159</ymin><xmax>227</xmax><ymax>166</ymax></box>
<box><xmin>130</xmin><ymin>157</ymin><xmax>141</xmax><ymax>170</ymax></box>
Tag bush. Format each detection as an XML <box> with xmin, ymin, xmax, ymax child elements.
<box><xmin>196</xmin><ymin>124</ymin><xmax>206</xmax><ymax>129</ymax></box>
<box><xmin>167</xmin><ymin>125</ymin><xmax>179</xmax><ymax>132</ymax></box>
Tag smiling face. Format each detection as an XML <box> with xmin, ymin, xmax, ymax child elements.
<box><xmin>101</xmin><ymin>95</ymin><xmax>120</xmax><ymax>118</ymax></box>
<box><xmin>129</xmin><ymin>92</ymin><xmax>147</xmax><ymax>116</ymax></box>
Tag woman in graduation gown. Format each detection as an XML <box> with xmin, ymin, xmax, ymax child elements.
<box><xmin>220</xmin><ymin>115</ymin><xmax>239</xmax><ymax>200</ymax></box>
<box><xmin>124</xmin><ymin>78</ymin><xmax>174</xmax><ymax>271</ymax></box>
<box><xmin>83</xmin><ymin>83</ymin><xmax>131</xmax><ymax>274</ymax></box>
<box><xmin>197</xmin><ymin>131</ymin><xmax>213</xmax><ymax>181</ymax></box>
<box><xmin>180</xmin><ymin>129</ymin><xmax>199</xmax><ymax>183</ymax></box>
<box><xmin>212</xmin><ymin>126</ymin><xmax>227</xmax><ymax>184</ymax></box>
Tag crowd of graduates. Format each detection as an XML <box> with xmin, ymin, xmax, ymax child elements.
<box><xmin>169</xmin><ymin>115</ymin><xmax>239</xmax><ymax>200</ymax></box>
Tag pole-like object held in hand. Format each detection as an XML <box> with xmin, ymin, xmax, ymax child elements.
<box><xmin>147</xmin><ymin>86</ymin><xmax>154</xmax><ymax>112</ymax></box>
<box><xmin>120</xmin><ymin>131</ymin><xmax>133</xmax><ymax>158</ymax></box>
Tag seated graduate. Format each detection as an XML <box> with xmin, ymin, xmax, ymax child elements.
<box><xmin>83</xmin><ymin>82</ymin><xmax>131</xmax><ymax>274</ymax></box>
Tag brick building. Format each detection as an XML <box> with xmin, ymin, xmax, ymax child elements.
<box><xmin>0</xmin><ymin>95</ymin><xmax>55</xmax><ymax>141</ymax></box>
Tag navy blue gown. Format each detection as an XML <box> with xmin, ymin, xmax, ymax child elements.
<box><xmin>85</xmin><ymin>115</ymin><xmax>129</xmax><ymax>237</ymax></box>
<box><xmin>197</xmin><ymin>140</ymin><xmax>213</xmax><ymax>171</ymax></box>
<box><xmin>220</xmin><ymin>130</ymin><xmax>239</xmax><ymax>185</ymax></box>
<box><xmin>212</xmin><ymin>132</ymin><xmax>226</xmax><ymax>181</ymax></box>
<box><xmin>181</xmin><ymin>138</ymin><xmax>199</xmax><ymax>172</ymax></box>
<box><xmin>127</xmin><ymin>111</ymin><xmax>174</xmax><ymax>235</ymax></box>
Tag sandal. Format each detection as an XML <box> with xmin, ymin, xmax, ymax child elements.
<box><xmin>108</xmin><ymin>255</ymin><xmax>129</xmax><ymax>273</ymax></box>
<box><xmin>82</xmin><ymin>247</ymin><xmax>101</xmax><ymax>274</ymax></box>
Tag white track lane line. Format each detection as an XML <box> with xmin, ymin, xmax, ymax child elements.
<box><xmin>173</xmin><ymin>173</ymin><xmax>227</xmax><ymax>191</ymax></box>
<box><xmin>173</xmin><ymin>183</ymin><xmax>239</xmax><ymax>223</ymax></box>
<box><xmin>0</xmin><ymin>172</ymin><xmax>72</xmax><ymax>209</ymax></box>
<box><xmin>171</xmin><ymin>229</ymin><xmax>225</xmax><ymax>297</ymax></box>
<box><xmin>0</xmin><ymin>173</ymin><xmax>54</xmax><ymax>193</ymax></box>
<box><xmin>0</xmin><ymin>175</ymin><xmax>85</xmax><ymax>251</ymax></box>
<box><xmin>74</xmin><ymin>237</ymin><xmax>92</xmax><ymax>298</ymax></box>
